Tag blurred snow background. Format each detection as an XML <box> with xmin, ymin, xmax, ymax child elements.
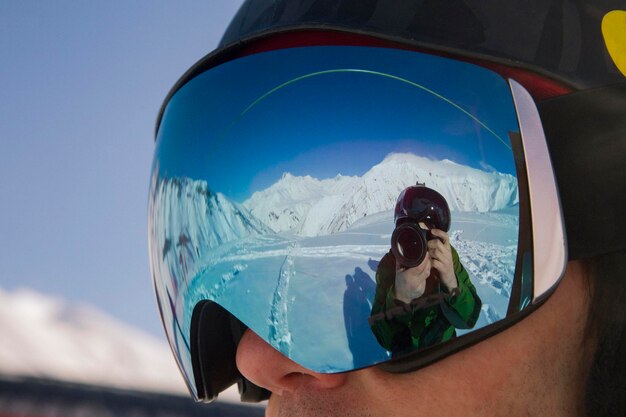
<box><xmin>0</xmin><ymin>0</ymin><xmax>250</xmax><ymax>410</ymax></box>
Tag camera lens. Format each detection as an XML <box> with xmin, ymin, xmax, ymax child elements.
<box><xmin>397</xmin><ymin>228</ymin><xmax>421</xmax><ymax>259</ymax></box>
<box><xmin>391</xmin><ymin>223</ymin><xmax>428</xmax><ymax>268</ymax></box>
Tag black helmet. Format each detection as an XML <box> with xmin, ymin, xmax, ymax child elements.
<box><xmin>220</xmin><ymin>1</ymin><xmax>624</xmax><ymax>89</ymax></box>
<box><xmin>394</xmin><ymin>184</ymin><xmax>450</xmax><ymax>231</ymax></box>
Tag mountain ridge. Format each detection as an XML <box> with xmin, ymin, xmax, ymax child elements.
<box><xmin>243</xmin><ymin>152</ymin><xmax>518</xmax><ymax>236</ymax></box>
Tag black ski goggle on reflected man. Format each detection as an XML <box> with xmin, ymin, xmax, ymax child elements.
<box><xmin>148</xmin><ymin>43</ymin><xmax>566</xmax><ymax>402</ymax></box>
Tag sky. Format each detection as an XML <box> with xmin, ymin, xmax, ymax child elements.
<box><xmin>155</xmin><ymin>46</ymin><xmax>520</xmax><ymax>202</ymax></box>
<box><xmin>0</xmin><ymin>1</ymin><xmax>245</xmax><ymax>336</ymax></box>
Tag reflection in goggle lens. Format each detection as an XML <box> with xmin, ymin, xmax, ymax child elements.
<box><xmin>147</xmin><ymin>45</ymin><xmax>550</xmax><ymax>400</ymax></box>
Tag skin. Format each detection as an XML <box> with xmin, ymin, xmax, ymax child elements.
<box><xmin>394</xmin><ymin>224</ymin><xmax>457</xmax><ymax>303</ymax></box>
<box><xmin>236</xmin><ymin>260</ymin><xmax>594</xmax><ymax>417</ymax></box>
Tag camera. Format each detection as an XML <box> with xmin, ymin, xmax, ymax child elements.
<box><xmin>392</xmin><ymin>184</ymin><xmax>450</xmax><ymax>268</ymax></box>
<box><xmin>391</xmin><ymin>221</ymin><xmax>439</xmax><ymax>268</ymax></box>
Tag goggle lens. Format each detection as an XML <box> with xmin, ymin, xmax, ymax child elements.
<box><xmin>148</xmin><ymin>45</ymin><xmax>565</xmax><ymax>400</ymax></box>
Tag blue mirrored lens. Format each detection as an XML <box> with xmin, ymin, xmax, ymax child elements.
<box><xmin>149</xmin><ymin>45</ymin><xmax>524</xmax><ymax>396</ymax></box>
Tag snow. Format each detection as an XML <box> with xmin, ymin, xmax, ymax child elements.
<box><xmin>0</xmin><ymin>287</ymin><xmax>186</xmax><ymax>393</ymax></box>
<box><xmin>243</xmin><ymin>153</ymin><xmax>518</xmax><ymax>237</ymax></box>
<box><xmin>0</xmin><ymin>287</ymin><xmax>247</xmax><ymax>403</ymax></box>
<box><xmin>175</xmin><ymin>208</ymin><xmax>518</xmax><ymax>373</ymax></box>
<box><xmin>244</xmin><ymin>173</ymin><xmax>357</xmax><ymax>234</ymax></box>
<box><xmin>268</xmin><ymin>243</ymin><xmax>298</xmax><ymax>356</ymax></box>
<box><xmin>148</xmin><ymin>150</ymin><xmax>521</xmax><ymax>382</ymax></box>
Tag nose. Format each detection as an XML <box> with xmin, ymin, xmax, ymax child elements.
<box><xmin>236</xmin><ymin>329</ymin><xmax>347</xmax><ymax>396</ymax></box>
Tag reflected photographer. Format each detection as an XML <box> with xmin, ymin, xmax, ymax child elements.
<box><xmin>370</xmin><ymin>184</ymin><xmax>482</xmax><ymax>354</ymax></box>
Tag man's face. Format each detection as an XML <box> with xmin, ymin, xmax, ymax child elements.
<box><xmin>236</xmin><ymin>260</ymin><xmax>594</xmax><ymax>417</ymax></box>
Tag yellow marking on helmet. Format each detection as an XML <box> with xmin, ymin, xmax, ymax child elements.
<box><xmin>602</xmin><ymin>10</ymin><xmax>626</xmax><ymax>77</ymax></box>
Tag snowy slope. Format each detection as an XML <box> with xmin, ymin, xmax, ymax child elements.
<box><xmin>243</xmin><ymin>173</ymin><xmax>356</xmax><ymax>234</ymax></box>
<box><xmin>143</xmin><ymin>152</ymin><xmax>519</xmax><ymax>379</ymax></box>
<box><xmin>151</xmin><ymin>176</ymin><xmax>272</xmax><ymax>254</ymax></box>
<box><xmin>0</xmin><ymin>287</ymin><xmax>244</xmax><ymax>403</ymax></box>
<box><xmin>243</xmin><ymin>153</ymin><xmax>517</xmax><ymax>237</ymax></box>
<box><xmin>149</xmin><ymin>175</ymin><xmax>274</xmax><ymax>297</ymax></box>
<box><xmin>188</xmin><ymin>207</ymin><xmax>518</xmax><ymax>372</ymax></box>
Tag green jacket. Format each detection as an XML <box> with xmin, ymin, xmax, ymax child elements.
<box><xmin>369</xmin><ymin>247</ymin><xmax>481</xmax><ymax>354</ymax></box>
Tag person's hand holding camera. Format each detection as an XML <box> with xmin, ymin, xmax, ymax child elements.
<box><xmin>393</xmin><ymin>226</ymin><xmax>458</xmax><ymax>303</ymax></box>
<box><xmin>394</xmin><ymin>253</ymin><xmax>432</xmax><ymax>303</ymax></box>
<box><xmin>428</xmin><ymin>228</ymin><xmax>458</xmax><ymax>292</ymax></box>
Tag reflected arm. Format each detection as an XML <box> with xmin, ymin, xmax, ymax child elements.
<box><xmin>439</xmin><ymin>247</ymin><xmax>482</xmax><ymax>329</ymax></box>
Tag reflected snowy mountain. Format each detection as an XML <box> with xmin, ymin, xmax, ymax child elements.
<box><xmin>152</xmin><ymin>176</ymin><xmax>272</xmax><ymax>254</ymax></box>
<box><xmin>243</xmin><ymin>153</ymin><xmax>518</xmax><ymax>236</ymax></box>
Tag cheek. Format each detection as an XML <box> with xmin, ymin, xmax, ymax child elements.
<box><xmin>348</xmin><ymin>337</ymin><xmax>539</xmax><ymax>417</ymax></box>
<box><xmin>433</xmin><ymin>334</ymin><xmax>531</xmax><ymax>399</ymax></box>
<box><xmin>351</xmin><ymin>308</ymin><xmax>570</xmax><ymax>414</ymax></box>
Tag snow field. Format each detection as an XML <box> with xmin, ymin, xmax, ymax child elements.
<box><xmin>150</xmin><ymin>151</ymin><xmax>520</xmax><ymax>373</ymax></box>
<box><xmin>181</xmin><ymin>208</ymin><xmax>517</xmax><ymax>371</ymax></box>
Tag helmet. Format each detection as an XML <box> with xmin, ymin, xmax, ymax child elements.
<box><xmin>393</xmin><ymin>184</ymin><xmax>450</xmax><ymax>231</ymax></box>
<box><xmin>151</xmin><ymin>0</ymin><xmax>626</xmax><ymax>404</ymax></box>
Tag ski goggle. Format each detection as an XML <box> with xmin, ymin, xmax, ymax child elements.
<box><xmin>148</xmin><ymin>44</ymin><xmax>566</xmax><ymax>402</ymax></box>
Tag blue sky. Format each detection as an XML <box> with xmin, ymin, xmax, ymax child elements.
<box><xmin>155</xmin><ymin>46</ymin><xmax>520</xmax><ymax>202</ymax></box>
<box><xmin>0</xmin><ymin>1</ymin><xmax>245</xmax><ymax>336</ymax></box>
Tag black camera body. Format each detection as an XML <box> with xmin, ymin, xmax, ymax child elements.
<box><xmin>392</xmin><ymin>184</ymin><xmax>450</xmax><ymax>269</ymax></box>
<box><xmin>391</xmin><ymin>222</ymin><xmax>440</xmax><ymax>268</ymax></box>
